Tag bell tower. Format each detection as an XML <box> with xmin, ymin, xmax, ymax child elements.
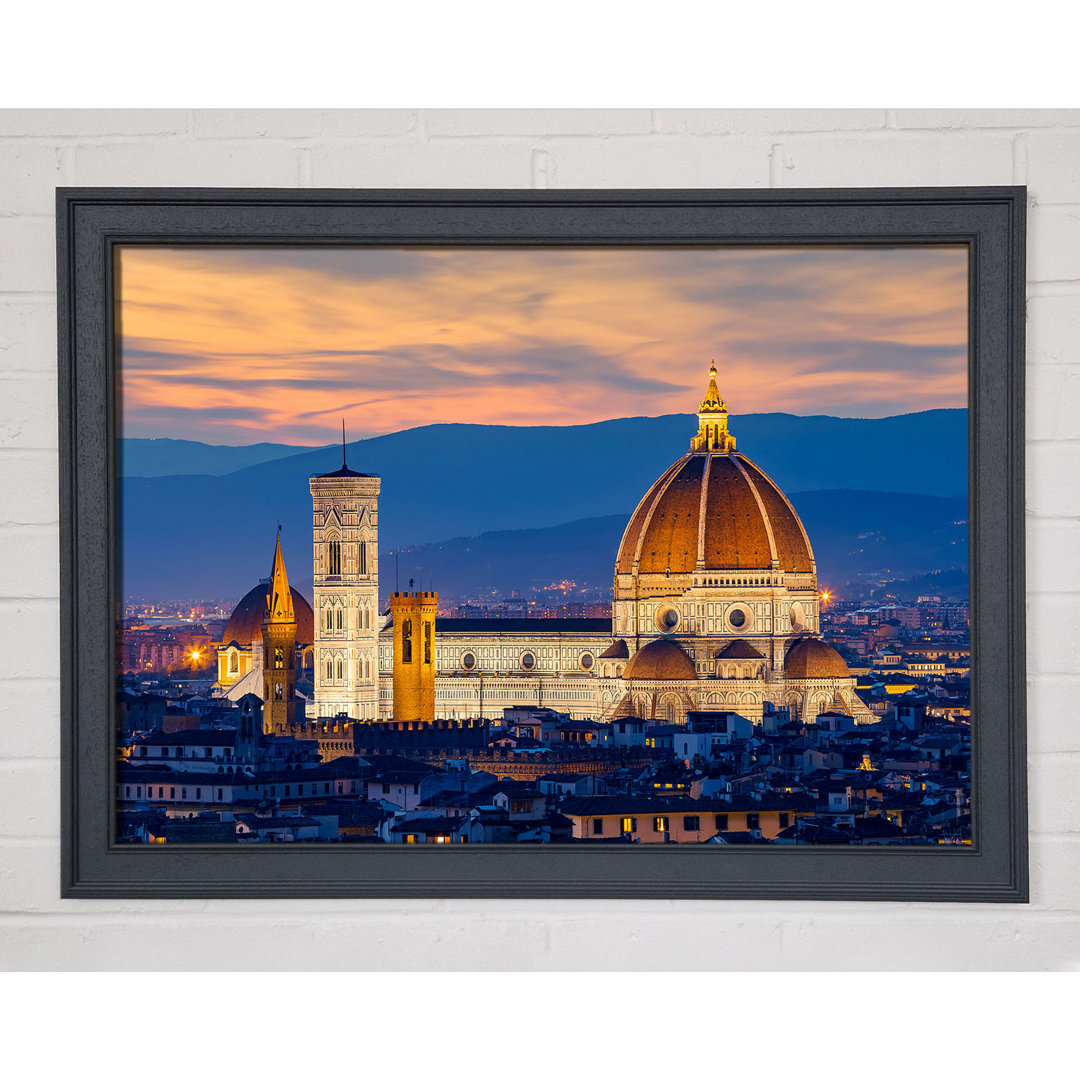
<box><xmin>309</xmin><ymin>426</ymin><xmax>381</xmax><ymax>720</ymax></box>
<box><xmin>261</xmin><ymin>530</ymin><xmax>297</xmax><ymax>734</ymax></box>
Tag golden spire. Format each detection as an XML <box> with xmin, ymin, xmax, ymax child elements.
<box><xmin>264</xmin><ymin>528</ymin><xmax>296</xmax><ymax>625</ymax></box>
<box><xmin>699</xmin><ymin>361</ymin><xmax>725</xmax><ymax>413</ymax></box>
<box><xmin>690</xmin><ymin>361</ymin><xmax>736</xmax><ymax>453</ymax></box>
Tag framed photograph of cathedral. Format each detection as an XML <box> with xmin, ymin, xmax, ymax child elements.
<box><xmin>58</xmin><ymin>186</ymin><xmax>1027</xmax><ymax>900</ymax></box>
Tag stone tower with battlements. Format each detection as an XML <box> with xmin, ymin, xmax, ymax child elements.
<box><xmin>389</xmin><ymin>591</ymin><xmax>438</xmax><ymax>723</ymax></box>
<box><xmin>308</xmin><ymin>438</ymin><xmax>381</xmax><ymax>720</ymax></box>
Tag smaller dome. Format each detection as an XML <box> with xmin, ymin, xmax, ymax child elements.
<box><xmin>599</xmin><ymin>638</ymin><xmax>630</xmax><ymax>659</ymax></box>
<box><xmin>623</xmin><ymin>639</ymin><xmax>697</xmax><ymax>681</ymax></box>
<box><xmin>715</xmin><ymin>640</ymin><xmax>764</xmax><ymax>660</ymax></box>
<box><xmin>785</xmin><ymin>637</ymin><xmax>850</xmax><ymax>679</ymax></box>
<box><xmin>222</xmin><ymin>583</ymin><xmax>315</xmax><ymax>646</ymax></box>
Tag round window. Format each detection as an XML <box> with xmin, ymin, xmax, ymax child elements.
<box><xmin>461</xmin><ymin>651</ymin><xmax>476</xmax><ymax>671</ymax></box>
<box><xmin>520</xmin><ymin>651</ymin><xmax>536</xmax><ymax>671</ymax></box>
<box><xmin>728</xmin><ymin>607</ymin><xmax>747</xmax><ymax>629</ymax></box>
<box><xmin>580</xmin><ymin>652</ymin><xmax>595</xmax><ymax>671</ymax></box>
<box><xmin>789</xmin><ymin>601</ymin><xmax>806</xmax><ymax>632</ymax></box>
<box><xmin>655</xmin><ymin>606</ymin><xmax>680</xmax><ymax>633</ymax></box>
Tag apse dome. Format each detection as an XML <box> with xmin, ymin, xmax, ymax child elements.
<box><xmin>622</xmin><ymin>638</ymin><xmax>697</xmax><ymax>681</ymax></box>
<box><xmin>784</xmin><ymin>637</ymin><xmax>850</xmax><ymax>679</ymax></box>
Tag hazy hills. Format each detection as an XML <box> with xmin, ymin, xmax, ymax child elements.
<box><xmin>392</xmin><ymin>491</ymin><xmax>968</xmax><ymax>599</ymax></box>
<box><xmin>119</xmin><ymin>409</ymin><xmax>967</xmax><ymax>601</ymax></box>
<box><xmin>120</xmin><ymin>438</ymin><xmax>335</xmax><ymax>477</ymax></box>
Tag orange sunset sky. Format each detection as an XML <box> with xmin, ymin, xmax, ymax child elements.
<box><xmin>117</xmin><ymin>244</ymin><xmax>968</xmax><ymax>445</ymax></box>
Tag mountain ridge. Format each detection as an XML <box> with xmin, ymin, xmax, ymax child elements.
<box><xmin>119</xmin><ymin>410</ymin><xmax>967</xmax><ymax>600</ymax></box>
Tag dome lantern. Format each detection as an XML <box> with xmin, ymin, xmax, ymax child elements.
<box><xmin>690</xmin><ymin>361</ymin><xmax>736</xmax><ymax>454</ymax></box>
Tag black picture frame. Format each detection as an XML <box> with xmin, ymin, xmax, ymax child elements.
<box><xmin>58</xmin><ymin>186</ymin><xmax>1027</xmax><ymax>900</ymax></box>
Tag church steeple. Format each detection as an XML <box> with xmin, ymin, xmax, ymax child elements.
<box><xmin>262</xmin><ymin>529</ymin><xmax>297</xmax><ymax>733</ymax></box>
<box><xmin>265</xmin><ymin>529</ymin><xmax>295</xmax><ymax>625</ymax></box>
<box><xmin>690</xmin><ymin>361</ymin><xmax>737</xmax><ymax>453</ymax></box>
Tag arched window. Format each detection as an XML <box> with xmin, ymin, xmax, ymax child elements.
<box><xmin>274</xmin><ymin>682</ymin><xmax>283</xmax><ymax>701</ymax></box>
<box><xmin>424</xmin><ymin>621</ymin><xmax>432</xmax><ymax>665</ymax></box>
<box><xmin>229</xmin><ymin>651</ymin><xmax>238</xmax><ymax>674</ymax></box>
<box><xmin>328</xmin><ymin>539</ymin><xmax>341</xmax><ymax>576</ymax></box>
<box><xmin>359</xmin><ymin>541</ymin><xmax>367</xmax><ymax>576</ymax></box>
<box><xmin>335</xmin><ymin>607</ymin><xmax>343</xmax><ymax>630</ymax></box>
<box><xmin>326</xmin><ymin>659</ymin><xmax>333</xmax><ymax>681</ymax></box>
<box><xmin>402</xmin><ymin>619</ymin><xmax>413</xmax><ymax>663</ymax></box>
<box><xmin>337</xmin><ymin>659</ymin><xmax>344</xmax><ymax>680</ymax></box>
<box><xmin>324</xmin><ymin>607</ymin><xmax>333</xmax><ymax>631</ymax></box>
<box><xmin>274</xmin><ymin>647</ymin><xmax>284</xmax><ymax>669</ymax></box>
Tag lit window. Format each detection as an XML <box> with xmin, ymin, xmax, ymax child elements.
<box><xmin>620</xmin><ymin>817</ymin><xmax>636</xmax><ymax>834</ymax></box>
<box><xmin>402</xmin><ymin>619</ymin><xmax>413</xmax><ymax>663</ymax></box>
<box><xmin>653</xmin><ymin>816</ymin><xmax>669</xmax><ymax>833</ymax></box>
<box><xmin>404</xmin><ymin>834</ymin><xmax>417</xmax><ymax>844</ymax></box>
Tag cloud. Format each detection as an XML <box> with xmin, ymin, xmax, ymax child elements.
<box><xmin>117</xmin><ymin>244</ymin><xmax>968</xmax><ymax>442</ymax></box>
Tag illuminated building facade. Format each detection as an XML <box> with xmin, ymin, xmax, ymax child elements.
<box><xmin>213</xmin><ymin>365</ymin><xmax>872</xmax><ymax>727</ymax></box>
<box><xmin>369</xmin><ymin>365</ymin><xmax>872</xmax><ymax>726</ymax></box>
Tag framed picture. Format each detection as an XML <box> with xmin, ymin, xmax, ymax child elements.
<box><xmin>59</xmin><ymin>186</ymin><xmax>1026</xmax><ymax>899</ymax></box>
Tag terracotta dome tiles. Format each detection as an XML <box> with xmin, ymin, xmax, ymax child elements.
<box><xmin>615</xmin><ymin>450</ymin><xmax>814</xmax><ymax>577</ymax></box>
<box><xmin>739</xmin><ymin>458</ymin><xmax>813</xmax><ymax>572</ymax></box>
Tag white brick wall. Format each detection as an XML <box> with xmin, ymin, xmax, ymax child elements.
<box><xmin>1</xmin><ymin>109</ymin><xmax>1077</xmax><ymax>971</ymax></box>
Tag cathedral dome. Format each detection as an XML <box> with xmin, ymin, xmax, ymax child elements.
<box><xmin>622</xmin><ymin>638</ymin><xmax>697</xmax><ymax>681</ymax></box>
<box><xmin>784</xmin><ymin>637</ymin><xmax>850</xmax><ymax>679</ymax></box>
<box><xmin>222</xmin><ymin>582</ymin><xmax>314</xmax><ymax>646</ymax></box>
<box><xmin>616</xmin><ymin>450</ymin><xmax>814</xmax><ymax>576</ymax></box>
<box><xmin>615</xmin><ymin>364</ymin><xmax>813</xmax><ymax>579</ymax></box>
